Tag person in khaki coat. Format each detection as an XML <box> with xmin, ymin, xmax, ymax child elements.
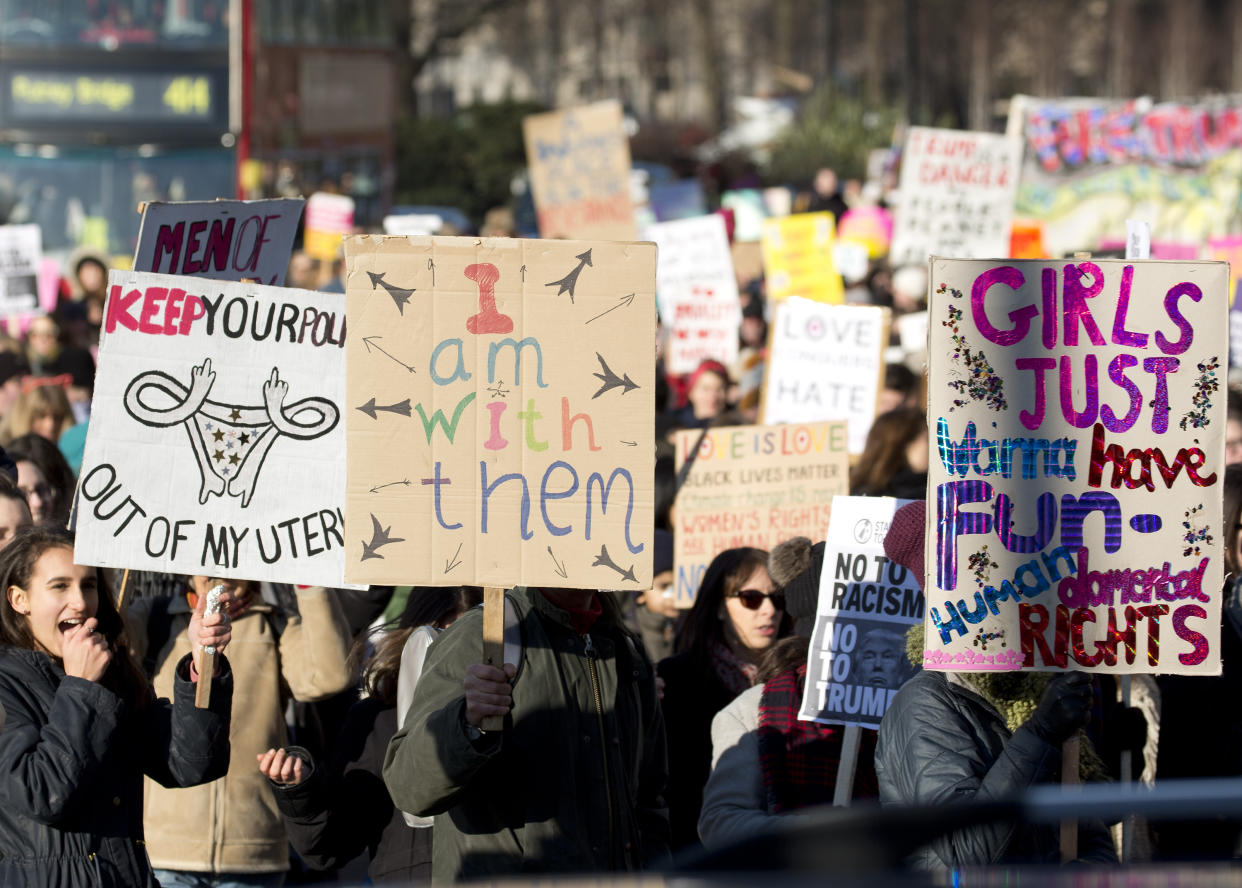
<box><xmin>125</xmin><ymin>576</ymin><xmax>353</xmax><ymax>887</ymax></box>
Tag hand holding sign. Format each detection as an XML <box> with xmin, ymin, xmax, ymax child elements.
<box><xmin>188</xmin><ymin>582</ymin><xmax>233</xmax><ymax>657</ymax></box>
<box><xmin>1028</xmin><ymin>672</ymin><xmax>1093</xmax><ymax>745</ymax></box>
<box><xmin>464</xmin><ymin>662</ymin><xmax>516</xmax><ymax>729</ymax></box>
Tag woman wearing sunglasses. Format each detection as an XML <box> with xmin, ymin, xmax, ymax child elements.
<box><xmin>657</xmin><ymin>547</ymin><xmax>792</xmax><ymax>851</ymax></box>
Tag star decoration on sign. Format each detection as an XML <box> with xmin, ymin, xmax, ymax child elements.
<box><xmin>212</xmin><ymin>429</ymin><xmax>225</xmax><ymax>442</ymax></box>
<box><xmin>487</xmin><ymin>379</ymin><xmax>510</xmax><ymax>399</ymax></box>
<box><xmin>239</xmin><ymin>432</ymin><xmax>250</xmax><ymax>445</ymax></box>
<box><xmin>229</xmin><ymin>408</ymin><xmax>242</xmax><ymax>422</ymax></box>
<box><xmin>229</xmin><ymin>453</ymin><xmax>240</xmax><ymax>466</ymax></box>
<box><xmin>213</xmin><ymin>450</ymin><xmax>225</xmax><ymax>462</ymax></box>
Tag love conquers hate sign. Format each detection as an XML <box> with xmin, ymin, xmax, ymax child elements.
<box><xmin>343</xmin><ymin>236</ymin><xmax>655</xmax><ymax>589</ymax></box>
<box><xmin>925</xmin><ymin>258</ymin><xmax>1227</xmax><ymax>675</ymax></box>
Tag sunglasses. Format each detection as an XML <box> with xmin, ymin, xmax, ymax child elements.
<box><xmin>727</xmin><ymin>589</ymin><xmax>786</xmax><ymax>610</ymax></box>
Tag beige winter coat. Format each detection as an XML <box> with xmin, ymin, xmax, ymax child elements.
<box><xmin>126</xmin><ymin>587</ymin><xmax>354</xmax><ymax>874</ymax></box>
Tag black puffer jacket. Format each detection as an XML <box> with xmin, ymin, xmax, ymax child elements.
<box><xmin>0</xmin><ymin>648</ymin><xmax>232</xmax><ymax>888</ymax></box>
<box><xmin>876</xmin><ymin>670</ymin><xmax>1116</xmax><ymax>869</ymax></box>
<box><xmin>271</xmin><ymin>699</ymin><xmax>432</xmax><ymax>884</ymax></box>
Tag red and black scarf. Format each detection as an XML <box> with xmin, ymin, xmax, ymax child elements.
<box><xmin>757</xmin><ymin>664</ymin><xmax>878</xmax><ymax>813</ymax></box>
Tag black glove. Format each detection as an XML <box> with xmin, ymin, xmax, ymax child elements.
<box><xmin>1028</xmin><ymin>672</ymin><xmax>1093</xmax><ymax>744</ymax></box>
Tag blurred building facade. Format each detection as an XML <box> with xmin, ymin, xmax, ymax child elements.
<box><xmin>411</xmin><ymin>0</ymin><xmax>1242</xmax><ymax>132</ymax></box>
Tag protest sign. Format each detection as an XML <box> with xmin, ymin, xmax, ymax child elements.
<box><xmin>648</xmin><ymin>180</ymin><xmax>708</xmax><ymax>222</ymax></box>
<box><xmin>133</xmin><ymin>198</ymin><xmax>304</xmax><ymax>286</ymax></box>
<box><xmin>0</xmin><ymin>224</ymin><xmax>41</xmax><ymax>317</ymax></box>
<box><xmin>1009</xmin><ymin>219</ymin><xmax>1048</xmax><ymax>259</ymax></box>
<box><xmin>721</xmin><ymin>190</ymin><xmax>769</xmax><ymax>242</ymax></box>
<box><xmin>648</xmin><ymin>215</ymin><xmax>741</xmax><ymax>375</ymax></box>
<box><xmin>800</xmin><ymin>496</ymin><xmax>923</xmax><ymax>729</ymax></box>
<box><xmin>761</xmin><ymin>299</ymin><xmax>888</xmax><ymax>454</ymax></box>
<box><xmin>924</xmin><ymin>258</ymin><xmax>1227</xmax><ymax>674</ymax></box>
<box><xmin>761</xmin><ymin>212</ymin><xmax>844</xmax><ymax>304</ymax></box>
<box><xmin>837</xmin><ymin>206</ymin><xmax>893</xmax><ymax>259</ymax></box>
<box><xmin>343</xmin><ymin>235</ymin><xmax>655</xmax><ymax>588</ymax></box>
<box><xmin>76</xmin><ymin>271</ymin><xmax>348</xmax><ymax>586</ymax></box>
<box><xmin>1013</xmin><ymin>96</ymin><xmax>1242</xmax><ymax>257</ymax></box>
<box><xmin>672</xmin><ymin>421</ymin><xmax>849</xmax><ymax>607</ymax></box>
<box><xmin>305</xmin><ymin>192</ymin><xmax>355</xmax><ymax>262</ymax></box>
<box><xmin>890</xmin><ymin>126</ymin><xmax>1022</xmax><ymax>267</ymax></box>
<box><xmin>522</xmin><ymin>100</ymin><xmax>637</xmax><ymax>241</ymax></box>
<box><xmin>1208</xmin><ymin>236</ymin><xmax>1242</xmax><ymax>309</ymax></box>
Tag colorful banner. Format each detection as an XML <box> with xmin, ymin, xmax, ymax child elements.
<box><xmin>799</xmin><ymin>496</ymin><xmax>924</xmax><ymax>729</ymax></box>
<box><xmin>0</xmin><ymin>223</ymin><xmax>40</xmax><ymax>317</ymax></box>
<box><xmin>761</xmin><ymin>299</ymin><xmax>888</xmax><ymax>454</ymax></box>
<box><xmin>672</xmin><ymin>421</ymin><xmax>849</xmax><ymax>607</ymax></box>
<box><xmin>76</xmin><ymin>271</ymin><xmax>348</xmax><ymax>586</ymax></box>
<box><xmin>343</xmin><ymin>235</ymin><xmax>655</xmax><ymax>588</ymax></box>
<box><xmin>133</xmin><ymin>198</ymin><xmax>304</xmax><ymax>286</ymax></box>
<box><xmin>761</xmin><ymin>212</ymin><xmax>844</xmax><ymax>304</ymax></box>
<box><xmin>1014</xmin><ymin>97</ymin><xmax>1242</xmax><ymax>257</ymax></box>
<box><xmin>924</xmin><ymin>258</ymin><xmax>1227</xmax><ymax>674</ymax></box>
<box><xmin>647</xmin><ymin>215</ymin><xmax>741</xmax><ymax>375</ymax></box>
<box><xmin>522</xmin><ymin>100</ymin><xmax>637</xmax><ymax>241</ymax></box>
<box><xmin>890</xmin><ymin>126</ymin><xmax>1022</xmax><ymax>267</ymax></box>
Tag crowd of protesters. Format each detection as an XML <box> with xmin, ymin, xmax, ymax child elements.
<box><xmin>0</xmin><ymin>166</ymin><xmax>1237</xmax><ymax>887</ymax></box>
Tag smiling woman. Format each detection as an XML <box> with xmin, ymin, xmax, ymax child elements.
<box><xmin>0</xmin><ymin>527</ymin><xmax>234</xmax><ymax>887</ymax></box>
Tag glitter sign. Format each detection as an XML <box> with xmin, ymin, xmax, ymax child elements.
<box><xmin>924</xmin><ymin>258</ymin><xmax>1227</xmax><ymax>675</ymax></box>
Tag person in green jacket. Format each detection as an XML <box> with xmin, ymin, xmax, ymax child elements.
<box><xmin>383</xmin><ymin>586</ymin><xmax>670</xmax><ymax>882</ymax></box>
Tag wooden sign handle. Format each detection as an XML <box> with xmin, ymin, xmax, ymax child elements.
<box><xmin>1060</xmin><ymin>734</ymin><xmax>1080</xmax><ymax>862</ymax></box>
<box><xmin>481</xmin><ymin>586</ymin><xmax>506</xmax><ymax>732</ymax></box>
<box><xmin>194</xmin><ymin>584</ymin><xmax>225</xmax><ymax>710</ymax></box>
<box><xmin>195</xmin><ymin>646</ymin><xmax>216</xmax><ymax>708</ymax></box>
<box><xmin>832</xmin><ymin>724</ymin><xmax>862</xmax><ymax>806</ymax></box>
<box><xmin>1119</xmin><ymin>675</ymin><xmax>1134</xmax><ymax>862</ymax></box>
<box><xmin>115</xmin><ymin>568</ymin><xmax>132</xmax><ymax>614</ymax></box>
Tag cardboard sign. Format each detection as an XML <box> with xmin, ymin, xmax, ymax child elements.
<box><xmin>800</xmin><ymin>496</ymin><xmax>924</xmax><ymax>729</ymax></box>
<box><xmin>0</xmin><ymin>224</ymin><xmax>40</xmax><ymax>317</ymax></box>
<box><xmin>761</xmin><ymin>299</ymin><xmax>888</xmax><ymax>454</ymax></box>
<box><xmin>761</xmin><ymin>213</ymin><xmax>844</xmax><ymax>304</ymax></box>
<box><xmin>133</xmin><ymin>199</ymin><xmax>304</xmax><ymax>286</ymax></box>
<box><xmin>305</xmin><ymin>192</ymin><xmax>355</xmax><ymax>262</ymax></box>
<box><xmin>890</xmin><ymin>127</ymin><xmax>1022</xmax><ymax>266</ymax></box>
<box><xmin>924</xmin><ymin>258</ymin><xmax>1227</xmax><ymax>674</ymax></box>
<box><xmin>76</xmin><ymin>271</ymin><xmax>349</xmax><ymax>586</ymax></box>
<box><xmin>522</xmin><ymin>100</ymin><xmax>637</xmax><ymax>241</ymax></box>
<box><xmin>343</xmin><ymin>235</ymin><xmax>655</xmax><ymax>588</ymax></box>
<box><xmin>648</xmin><ymin>215</ymin><xmax>741</xmax><ymax>375</ymax></box>
<box><xmin>672</xmin><ymin>421</ymin><xmax>849</xmax><ymax>607</ymax></box>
